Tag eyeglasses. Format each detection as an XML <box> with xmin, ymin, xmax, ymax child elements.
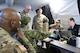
<box><xmin>56</xmin><ymin>22</ymin><xmax>60</xmax><ymax>23</ymax></box>
<box><xmin>27</xmin><ymin>9</ymin><xmax>31</xmax><ymax>10</ymax></box>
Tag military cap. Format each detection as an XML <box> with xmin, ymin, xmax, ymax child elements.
<box><xmin>21</xmin><ymin>16</ymin><xmax>31</xmax><ymax>27</ymax></box>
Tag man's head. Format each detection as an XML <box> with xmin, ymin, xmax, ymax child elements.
<box><xmin>68</xmin><ymin>18</ymin><xmax>75</xmax><ymax>26</ymax></box>
<box><xmin>36</xmin><ymin>8</ymin><xmax>43</xmax><ymax>16</ymax></box>
<box><xmin>24</xmin><ymin>4</ymin><xmax>31</xmax><ymax>13</ymax></box>
<box><xmin>55</xmin><ymin>19</ymin><xmax>61</xmax><ymax>26</ymax></box>
<box><xmin>0</xmin><ymin>8</ymin><xmax>21</xmax><ymax>34</ymax></box>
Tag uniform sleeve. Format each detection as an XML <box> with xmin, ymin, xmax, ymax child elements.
<box><xmin>49</xmin><ymin>24</ymin><xmax>55</xmax><ymax>28</ymax></box>
<box><xmin>0</xmin><ymin>34</ymin><xmax>28</xmax><ymax>53</ymax></box>
<box><xmin>25</xmin><ymin>30</ymin><xmax>50</xmax><ymax>40</ymax></box>
<box><xmin>60</xmin><ymin>25</ymin><xmax>64</xmax><ymax>30</ymax></box>
<box><xmin>44</xmin><ymin>16</ymin><xmax>49</xmax><ymax>23</ymax></box>
<box><xmin>22</xmin><ymin>37</ymin><xmax>36</xmax><ymax>53</ymax></box>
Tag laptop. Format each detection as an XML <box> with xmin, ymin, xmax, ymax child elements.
<box><xmin>60</xmin><ymin>30</ymin><xmax>72</xmax><ymax>40</ymax></box>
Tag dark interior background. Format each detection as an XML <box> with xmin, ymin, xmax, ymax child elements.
<box><xmin>77</xmin><ymin>0</ymin><xmax>80</xmax><ymax>14</ymax></box>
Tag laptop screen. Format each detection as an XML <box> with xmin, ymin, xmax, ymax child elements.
<box><xmin>60</xmin><ymin>30</ymin><xmax>72</xmax><ymax>39</ymax></box>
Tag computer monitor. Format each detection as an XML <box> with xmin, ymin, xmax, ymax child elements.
<box><xmin>78</xmin><ymin>27</ymin><xmax>80</xmax><ymax>35</ymax></box>
<box><xmin>60</xmin><ymin>30</ymin><xmax>72</xmax><ymax>40</ymax></box>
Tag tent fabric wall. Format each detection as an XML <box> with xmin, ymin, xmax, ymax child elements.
<box><xmin>49</xmin><ymin>0</ymin><xmax>80</xmax><ymax>30</ymax></box>
<box><xmin>49</xmin><ymin>0</ymin><xmax>79</xmax><ymax>16</ymax></box>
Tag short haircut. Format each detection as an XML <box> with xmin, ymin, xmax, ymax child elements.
<box><xmin>55</xmin><ymin>19</ymin><xmax>61</xmax><ymax>23</ymax></box>
<box><xmin>69</xmin><ymin>18</ymin><xmax>75</xmax><ymax>22</ymax></box>
<box><xmin>36</xmin><ymin>8</ymin><xmax>42</xmax><ymax>13</ymax></box>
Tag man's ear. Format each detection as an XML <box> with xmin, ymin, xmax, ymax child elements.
<box><xmin>10</xmin><ymin>20</ymin><xmax>16</xmax><ymax>27</ymax></box>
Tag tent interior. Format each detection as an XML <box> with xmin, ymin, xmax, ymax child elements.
<box><xmin>0</xmin><ymin>0</ymin><xmax>80</xmax><ymax>29</ymax></box>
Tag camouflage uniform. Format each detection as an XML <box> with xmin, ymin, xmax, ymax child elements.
<box><xmin>22</xmin><ymin>29</ymin><xmax>50</xmax><ymax>53</ymax></box>
<box><xmin>0</xmin><ymin>27</ymin><xmax>28</xmax><ymax>53</ymax></box>
<box><xmin>50</xmin><ymin>24</ymin><xmax>63</xmax><ymax>30</ymax></box>
<box><xmin>21</xmin><ymin>10</ymin><xmax>30</xmax><ymax>18</ymax></box>
<box><xmin>32</xmin><ymin>14</ymin><xmax>49</xmax><ymax>32</ymax></box>
<box><xmin>20</xmin><ymin>11</ymin><xmax>36</xmax><ymax>53</ymax></box>
<box><xmin>21</xmin><ymin>35</ymin><xmax>36</xmax><ymax>53</ymax></box>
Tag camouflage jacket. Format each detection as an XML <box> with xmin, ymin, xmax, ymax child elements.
<box><xmin>32</xmin><ymin>14</ymin><xmax>49</xmax><ymax>32</ymax></box>
<box><xmin>21</xmin><ymin>36</ymin><xmax>36</xmax><ymax>53</ymax></box>
<box><xmin>50</xmin><ymin>24</ymin><xmax>64</xmax><ymax>30</ymax></box>
<box><xmin>22</xmin><ymin>28</ymin><xmax>50</xmax><ymax>53</ymax></box>
<box><xmin>0</xmin><ymin>27</ymin><xmax>28</xmax><ymax>53</ymax></box>
<box><xmin>21</xmin><ymin>10</ymin><xmax>30</xmax><ymax>18</ymax></box>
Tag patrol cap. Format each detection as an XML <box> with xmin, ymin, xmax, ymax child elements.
<box><xmin>55</xmin><ymin>18</ymin><xmax>61</xmax><ymax>23</ymax></box>
<box><xmin>21</xmin><ymin>16</ymin><xmax>31</xmax><ymax>27</ymax></box>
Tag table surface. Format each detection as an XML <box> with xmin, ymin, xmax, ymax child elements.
<box><xmin>43</xmin><ymin>38</ymin><xmax>80</xmax><ymax>53</ymax></box>
<box><xmin>50</xmin><ymin>40</ymin><xmax>80</xmax><ymax>53</ymax></box>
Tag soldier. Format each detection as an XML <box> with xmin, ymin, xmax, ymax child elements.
<box><xmin>21</xmin><ymin>4</ymin><xmax>31</xmax><ymax>16</ymax></box>
<box><xmin>32</xmin><ymin>8</ymin><xmax>49</xmax><ymax>32</ymax></box>
<box><xmin>20</xmin><ymin>16</ymin><xmax>36</xmax><ymax>53</ymax></box>
<box><xmin>21</xmin><ymin>15</ymin><xmax>50</xmax><ymax>53</ymax></box>
<box><xmin>20</xmin><ymin>4</ymin><xmax>36</xmax><ymax>53</ymax></box>
<box><xmin>0</xmin><ymin>8</ymin><xmax>28</xmax><ymax>53</ymax></box>
<box><xmin>21</xmin><ymin>4</ymin><xmax>31</xmax><ymax>29</ymax></box>
<box><xmin>49</xmin><ymin>19</ymin><xmax>64</xmax><ymax>40</ymax></box>
<box><xmin>50</xmin><ymin>18</ymin><xmax>63</xmax><ymax>30</ymax></box>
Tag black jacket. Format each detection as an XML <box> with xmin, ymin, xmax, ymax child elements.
<box><xmin>68</xmin><ymin>24</ymin><xmax>80</xmax><ymax>36</ymax></box>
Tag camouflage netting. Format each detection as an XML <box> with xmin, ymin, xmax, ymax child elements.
<box><xmin>21</xmin><ymin>16</ymin><xmax>31</xmax><ymax>27</ymax></box>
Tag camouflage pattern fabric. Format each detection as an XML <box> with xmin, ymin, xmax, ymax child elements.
<box><xmin>23</xmin><ymin>29</ymin><xmax>50</xmax><ymax>53</ymax></box>
<box><xmin>21</xmin><ymin>16</ymin><xmax>30</xmax><ymax>28</ymax></box>
<box><xmin>21</xmin><ymin>11</ymin><xmax>36</xmax><ymax>53</ymax></box>
<box><xmin>21</xmin><ymin>37</ymin><xmax>36</xmax><ymax>53</ymax></box>
<box><xmin>0</xmin><ymin>27</ymin><xmax>28</xmax><ymax>53</ymax></box>
<box><xmin>24</xmin><ymin>30</ymin><xmax>50</xmax><ymax>41</ymax></box>
<box><xmin>50</xmin><ymin>24</ymin><xmax>63</xmax><ymax>30</ymax></box>
<box><xmin>21</xmin><ymin>10</ymin><xmax>29</xmax><ymax>17</ymax></box>
<box><xmin>32</xmin><ymin>14</ymin><xmax>49</xmax><ymax>32</ymax></box>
